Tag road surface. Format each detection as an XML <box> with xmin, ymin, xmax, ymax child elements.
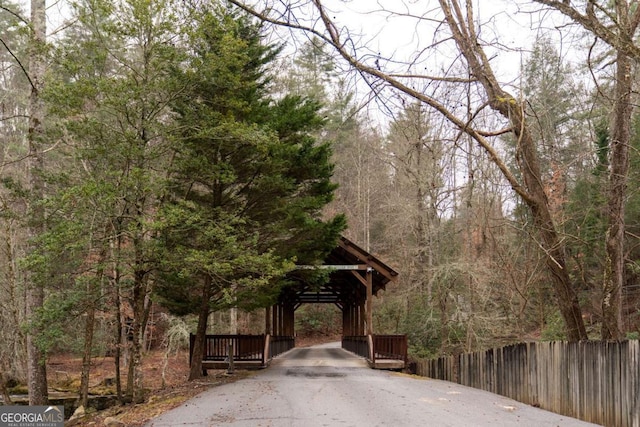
<box><xmin>145</xmin><ymin>342</ymin><xmax>601</xmax><ymax>427</ymax></box>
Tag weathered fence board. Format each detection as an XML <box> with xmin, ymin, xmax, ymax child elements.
<box><xmin>416</xmin><ymin>340</ymin><xmax>640</xmax><ymax>427</ymax></box>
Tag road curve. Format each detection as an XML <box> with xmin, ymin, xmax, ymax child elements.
<box><xmin>145</xmin><ymin>342</ymin><xmax>601</xmax><ymax>427</ymax></box>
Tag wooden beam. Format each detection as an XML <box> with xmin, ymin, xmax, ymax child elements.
<box><xmin>366</xmin><ymin>268</ymin><xmax>373</xmax><ymax>335</ymax></box>
<box><xmin>338</xmin><ymin>238</ymin><xmax>398</xmax><ymax>282</ymax></box>
<box><xmin>265</xmin><ymin>306</ymin><xmax>271</xmax><ymax>335</ymax></box>
<box><xmin>295</xmin><ymin>264</ymin><xmax>369</xmax><ymax>270</ymax></box>
<box><xmin>350</xmin><ymin>270</ymin><xmax>367</xmax><ymax>287</ymax></box>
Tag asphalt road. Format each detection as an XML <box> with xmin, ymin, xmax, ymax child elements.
<box><xmin>145</xmin><ymin>342</ymin><xmax>601</xmax><ymax>427</ymax></box>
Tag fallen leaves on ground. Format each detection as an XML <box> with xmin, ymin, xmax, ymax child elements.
<box><xmin>49</xmin><ymin>350</ymin><xmax>251</xmax><ymax>427</ymax></box>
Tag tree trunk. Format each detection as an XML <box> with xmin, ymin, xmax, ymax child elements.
<box><xmin>80</xmin><ymin>245</ymin><xmax>106</xmax><ymax>408</ymax></box>
<box><xmin>602</xmin><ymin>49</ymin><xmax>631</xmax><ymax>340</ymax></box>
<box><xmin>189</xmin><ymin>281</ymin><xmax>211</xmax><ymax>381</ymax></box>
<box><xmin>508</xmin><ymin>102</ymin><xmax>587</xmax><ymax>342</ymax></box>
<box><xmin>230</xmin><ymin>0</ymin><xmax>589</xmax><ymax>341</ymax></box>
<box><xmin>436</xmin><ymin>0</ymin><xmax>587</xmax><ymax>341</ymax></box>
<box><xmin>80</xmin><ymin>301</ymin><xmax>96</xmax><ymax>408</ymax></box>
<box><xmin>110</xmin><ymin>232</ymin><xmax>124</xmax><ymax>402</ymax></box>
<box><xmin>115</xmin><ymin>287</ymin><xmax>123</xmax><ymax>402</ymax></box>
<box><xmin>126</xmin><ymin>269</ymin><xmax>148</xmax><ymax>403</ymax></box>
<box><xmin>26</xmin><ymin>0</ymin><xmax>48</xmax><ymax>406</ymax></box>
<box><xmin>0</xmin><ymin>371</ymin><xmax>13</xmax><ymax>405</ymax></box>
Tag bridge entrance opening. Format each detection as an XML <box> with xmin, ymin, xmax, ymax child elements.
<box><xmin>294</xmin><ymin>304</ymin><xmax>341</xmax><ymax>345</ymax></box>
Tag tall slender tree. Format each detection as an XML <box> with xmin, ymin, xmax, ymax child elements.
<box><xmin>0</xmin><ymin>0</ymin><xmax>30</xmax><ymax>395</ymax></box>
<box><xmin>25</xmin><ymin>0</ymin><xmax>48</xmax><ymax>405</ymax></box>
<box><xmin>535</xmin><ymin>0</ymin><xmax>639</xmax><ymax>343</ymax></box>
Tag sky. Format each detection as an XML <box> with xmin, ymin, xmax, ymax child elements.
<box><xmin>38</xmin><ymin>0</ymin><xmax>583</xmax><ymax>87</ymax></box>
<box><xmin>32</xmin><ymin>0</ymin><xmax>589</xmax><ymax>125</ymax></box>
<box><xmin>323</xmin><ymin>1</ymin><xmax>583</xmax><ymax>83</ymax></box>
<box><xmin>257</xmin><ymin>1</ymin><xmax>582</xmax><ymax>126</ymax></box>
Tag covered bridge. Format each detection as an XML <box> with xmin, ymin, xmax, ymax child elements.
<box><xmin>190</xmin><ymin>236</ymin><xmax>406</xmax><ymax>370</ymax></box>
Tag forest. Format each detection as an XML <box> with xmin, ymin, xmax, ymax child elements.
<box><xmin>1</xmin><ymin>0</ymin><xmax>640</xmax><ymax>408</ymax></box>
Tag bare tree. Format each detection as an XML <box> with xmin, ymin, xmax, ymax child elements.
<box><xmin>229</xmin><ymin>0</ymin><xmax>588</xmax><ymax>340</ymax></box>
<box><xmin>0</xmin><ymin>0</ymin><xmax>30</xmax><ymax>396</ymax></box>
<box><xmin>532</xmin><ymin>0</ymin><xmax>638</xmax><ymax>344</ymax></box>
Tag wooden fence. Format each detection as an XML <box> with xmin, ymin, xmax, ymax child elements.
<box><xmin>269</xmin><ymin>335</ymin><xmax>295</xmax><ymax>358</ymax></box>
<box><xmin>416</xmin><ymin>340</ymin><xmax>640</xmax><ymax>427</ymax></box>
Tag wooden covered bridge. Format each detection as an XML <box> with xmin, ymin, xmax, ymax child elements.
<box><xmin>190</xmin><ymin>236</ymin><xmax>407</xmax><ymax>370</ymax></box>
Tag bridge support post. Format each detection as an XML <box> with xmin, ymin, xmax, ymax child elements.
<box><xmin>366</xmin><ymin>268</ymin><xmax>373</xmax><ymax>335</ymax></box>
<box><xmin>272</xmin><ymin>304</ymin><xmax>280</xmax><ymax>336</ymax></box>
<box><xmin>284</xmin><ymin>303</ymin><xmax>295</xmax><ymax>336</ymax></box>
<box><xmin>226</xmin><ymin>342</ymin><xmax>234</xmax><ymax>375</ymax></box>
<box><xmin>265</xmin><ymin>306</ymin><xmax>271</xmax><ymax>335</ymax></box>
<box><xmin>357</xmin><ymin>300</ymin><xmax>365</xmax><ymax>335</ymax></box>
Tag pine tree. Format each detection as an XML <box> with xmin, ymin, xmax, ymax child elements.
<box><xmin>155</xmin><ymin>5</ymin><xmax>345</xmax><ymax>380</ymax></box>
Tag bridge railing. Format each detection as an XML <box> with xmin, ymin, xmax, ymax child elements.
<box><xmin>190</xmin><ymin>334</ymin><xmax>267</xmax><ymax>365</ymax></box>
<box><xmin>343</xmin><ymin>334</ymin><xmax>408</xmax><ymax>365</ymax></box>
<box><xmin>190</xmin><ymin>334</ymin><xmax>296</xmax><ymax>368</ymax></box>
<box><xmin>342</xmin><ymin>335</ymin><xmax>370</xmax><ymax>359</ymax></box>
<box><xmin>269</xmin><ymin>335</ymin><xmax>295</xmax><ymax>358</ymax></box>
<box><xmin>372</xmin><ymin>335</ymin><xmax>408</xmax><ymax>364</ymax></box>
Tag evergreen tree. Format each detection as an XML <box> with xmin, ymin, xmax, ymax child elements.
<box><xmin>154</xmin><ymin>5</ymin><xmax>345</xmax><ymax>380</ymax></box>
<box><xmin>40</xmin><ymin>0</ymin><xmax>185</xmax><ymax>402</ymax></box>
<box><xmin>518</xmin><ymin>36</ymin><xmax>592</xmax><ymax>338</ymax></box>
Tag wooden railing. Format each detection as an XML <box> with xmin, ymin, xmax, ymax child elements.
<box><xmin>372</xmin><ymin>335</ymin><xmax>408</xmax><ymax>364</ymax></box>
<box><xmin>269</xmin><ymin>335</ymin><xmax>295</xmax><ymax>358</ymax></box>
<box><xmin>190</xmin><ymin>334</ymin><xmax>267</xmax><ymax>365</ymax></box>
<box><xmin>342</xmin><ymin>335</ymin><xmax>370</xmax><ymax>359</ymax></box>
<box><xmin>190</xmin><ymin>334</ymin><xmax>296</xmax><ymax>368</ymax></box>
<box><xmin>343</xmin><ymin>335</ymin><xmax>408</xmax><ymax>366</ymax></box>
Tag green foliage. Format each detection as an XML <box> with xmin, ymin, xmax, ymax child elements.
<box><xmin>403</xmin><ymin>308</ymin><xmax>442</xmax><ymax>359</ymax></box>
<box><xmin>373</xmin><ymin>295</ymin><xmax>442</xmax><ymax>359</ymax></box>
<box><xmin>155</xmin><ymin>5</ymin><xmax>344</xmax><ymax>320</ymax></box>
<box><xmin>154</xmin><ymin>201</ymin><xmax>294</xmax><ymax>313</ymax></box>
<box><xmin>295</xmin><ymin>305</ymin><xmax>340</xmax><ymax>337</ymax></box>
<box><xmin>541</xmin><ymin>310</ymin><xmax>567</xmax><ymax>341</ymax></box>
<box><xmin>593</xmin><ymin>118</ymin><xmax>610</xmax><ymax>175</ymax></box>
<box><xmin>626</xmin><ymin>331</ymin><xmax>640</xmax><ymax>340</ymax></box>
<box><xmin>18</xmin><ymin>0</ymin><xmax>188</xmax><ymax>368</ymax></box>
<box><xmin>5</xmin><ymin>0</ymin><xmax>347</xmax><ymax>367</ymax></box>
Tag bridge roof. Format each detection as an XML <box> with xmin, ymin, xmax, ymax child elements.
<box><xmin>282</xmin><ymin>236</ymin><xmax>398</xmax><ymax>309</ymax></box>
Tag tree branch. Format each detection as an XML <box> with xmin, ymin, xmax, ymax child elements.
<box><xmin>534</xmin><ymin>0</ymin><xmax>640</xmax><ymax>59</ymax></box>
<box><xmin>388</xmin><ymin>73</ymin><xmax>475</xmax><ymax>83</ymax></box>
<box><xmin>0</xmin><ymin>36</ymin><xmax>35</xmax><ymax>90</ymax></box>
<box><xmin>0</xmin><ymin>5</ymin><xmax>29</xmax><ymax>26</ymax></box>
<box><xmin>228</xmin><ymin>0</ymin><xmax>533</xmax><ymax>204</ymax></box>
